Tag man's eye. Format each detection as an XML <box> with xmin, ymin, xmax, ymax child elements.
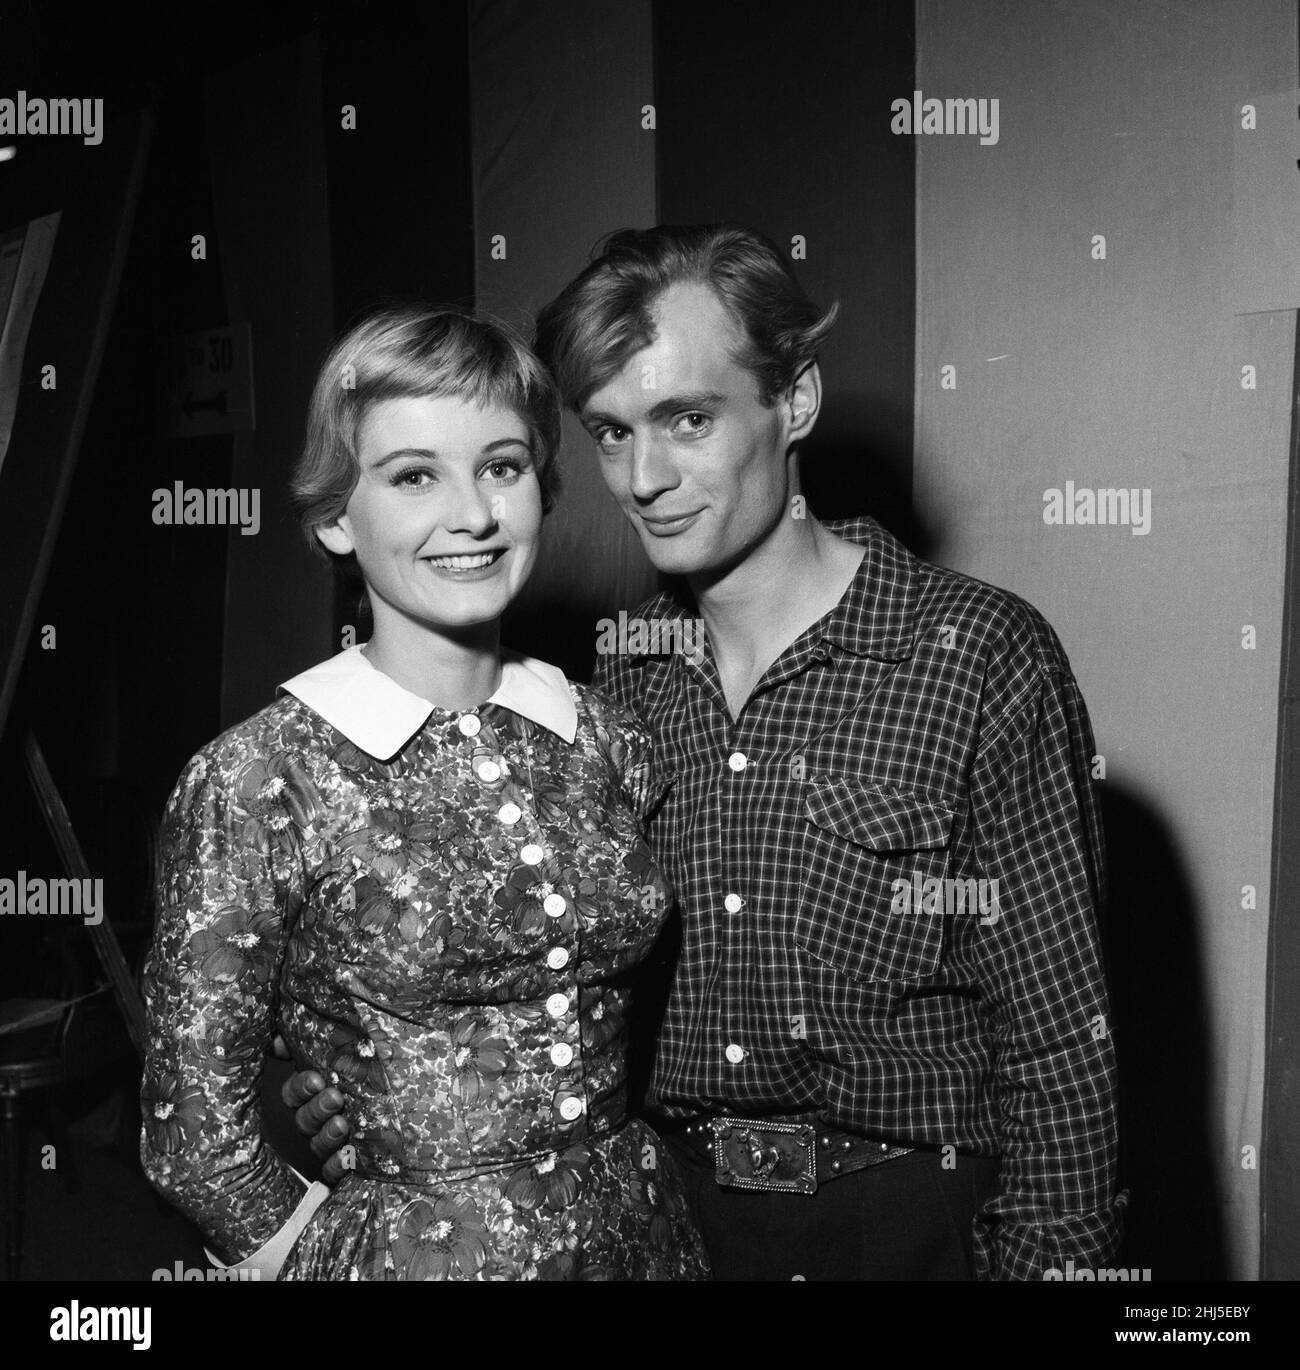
<box><xmin>596</xmin><ymin>426</ymin><xmax>630</xmax><ymax>447</ymax></box>
<box><xmin>674</xmin><ymin>412</ymin><xmax>711</xmax><ymax>435</ymax></box>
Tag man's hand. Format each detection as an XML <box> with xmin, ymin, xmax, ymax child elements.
<box><xmin>273</xmin><ymin>1033</ymin><xmax>352</xmax><ymax>1184</ymax></box>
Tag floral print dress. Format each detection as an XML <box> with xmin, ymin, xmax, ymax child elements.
<box><xmin>140</xmin><ymin>647</ymin><xmax>710</xmax><ymax>1281</ymax></box>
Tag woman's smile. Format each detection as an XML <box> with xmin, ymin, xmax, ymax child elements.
<box><xmin>423</xmin><ymin>547</ymin><xmax>509</xmax><ymax>579</ymax></box>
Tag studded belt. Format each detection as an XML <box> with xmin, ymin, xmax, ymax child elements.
<box><xmin>671</xmin><ymin>1115</ymin><xmax>912</xmax><ymax>1195</ymax></box>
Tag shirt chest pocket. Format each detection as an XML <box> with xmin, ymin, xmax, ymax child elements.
<box><xmin>792</xmin><ymin>778</ymin><xmax>954</xmax><ymax>983</ymax></box>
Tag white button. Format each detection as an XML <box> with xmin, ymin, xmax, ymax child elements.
<box><xmin>728</xmin><ymin>751</ymin><xmax>748</xmax><ymax>772</ymax></box>
<box><xmin>543</xmin><ymin>893</ymin><xmax>567</xmax><ymax>918</ymax></box>
<box><xmin>546</xmin><ymin>993</ymin><xmax>569</xmax><ymax>1018</ymax></box>
<box><xmin>723</xmin><ymin>893</ymin><xmax>745</xmax><ymax>914</ymax></box>
<box><xmin>725</xmin><ymin>1043</ymin><xmax>746</xmax><ymax>1064</ymax></box>
<box><xmin>546</xmin><ymin>946</ymin><xmax>570</xmax><ymax>970</ymax></box>
<box><xmin>476</xmin><ymin>760</ymin><xmax>501</xmax><ymax>783</ymax></box>
<box><xmin>521</xmin><ymin>844</ymin><xmax>545</xmax><ymax>865</ymax></box>
<box><xmin>550</xmin><ymin>1042</ymin><xmax>574</xmax><ymax>1067</ymax></box>
<box><xmin>497</xmin><ymin>802</ymin><xmax>522</xmax><ymax>825</ymax></box>
<box><xmin>558</xmin><ymin>1096</ymin><xmax>583</xmax><ymax>1121</ymax></box>
<box><xmin>458</xmin><ymin>714</ymin><xmax>481</xmax><ymax>737</ymax></box>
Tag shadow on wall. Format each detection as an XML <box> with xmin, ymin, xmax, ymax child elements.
<box><xmin>1100</xmin><ymin>782</ymin><xmax>1226</xmax><ymax>1280</ymax></box>
<box><xmin>801</xmin><ymin>407</ymin><xmax>938</xmax><ymax>561</ymax></box>
<box><xmin>506</xmin><ymin>597</ymin><xmax>604</xmax><ymax>684</ymax></box>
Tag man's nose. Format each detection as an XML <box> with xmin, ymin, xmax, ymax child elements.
<box><xmin>628</xmin><ymin>434</ymin><xmax>680</xmax><ymax>502</ymax></box>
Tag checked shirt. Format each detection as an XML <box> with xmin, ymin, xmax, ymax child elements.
<box><xmin>592</xmin><ymin>515</ymin><xmax>1124</xmax><ymax>1281</ymax></box>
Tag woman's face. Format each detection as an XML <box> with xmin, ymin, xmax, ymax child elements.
<box><xmin>318</xmin><ymin>394</ymin><xmax>543</xmax><ymax>637</ymax></box>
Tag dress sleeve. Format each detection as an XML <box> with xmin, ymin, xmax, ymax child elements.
<box><xmin>964</xmin><ymin>664</ymin><xmax>1127</xmax><ymax>1280</ymax></box>
<box><xmin>611</xmin><ymin>710</ymin><xmax>662</xmax><ymax>828</ymax></box>
<box><xmin>140</xmin><ymin>744</ymin><xmax>308</xmax><ymax>1263</ymax></box>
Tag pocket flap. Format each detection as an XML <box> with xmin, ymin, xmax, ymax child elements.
<box><xmin>804</xmin><ymin>779</ymin><xmax>953</xmax><ymax>852</ymax></box>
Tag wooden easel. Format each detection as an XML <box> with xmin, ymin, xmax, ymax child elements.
<box><xmin>20</xmin><ymin>732</ymin><xmax>145</xmax><ymax>1054</ymax></box>
<box><xmin>0</xmin><ymin>111</ymin><xmax>154</xmax><ymax>1059</ymax></box>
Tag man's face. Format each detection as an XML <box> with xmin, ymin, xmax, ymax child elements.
<box><xmin>579</xmin><ymin>282</ymin><xmax>795</xmax><ymax>579</ymax></box>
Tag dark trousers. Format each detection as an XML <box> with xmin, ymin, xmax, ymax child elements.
<box><xmin>664</xmin><ymin>1133</ymin><xmax>1001</xmax><ymax>1280</ymax></box>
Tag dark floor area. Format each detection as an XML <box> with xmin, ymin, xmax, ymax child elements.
<box><xmin>8</xmin><ymin>1087</ymin><xmax>208</xmax><ymax>1282</ymax></box>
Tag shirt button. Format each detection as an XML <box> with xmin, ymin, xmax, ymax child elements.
<box><xmin>723</xmin><ymin>893</ymin><xmax>745</xmax><ymax>914</ymax></box>
<box><xmin>550</xmin><ymin>1041</ymin><xmax>574</xmax><ymax>1067</ymax></box>
<box><xmin>725</xmin><ymin>1043</ymin><xmax>746</xmax><ymax>1064</ymax></box>
<box><xmin>727</xmin><ymin>751</ymin><xmax>748</xmax><ymax>772</ymax></box>
<box><xmin>457</xmin><ymin>714</ymin><xmax>481</xmax><ymax>737</ymax></box>
<box><xmin>558</xmin><ymin>1096</ymin><xmax>584</xmax><ymax>1121</ymax></box>
<box><xmin>476</xmin><ymin>759</ymin><xmax>502</xmax><ymax>783</ymax></box>
<box><xmin>497</xmin><ymin>802</ymin><xmax>522</xmax><ymax>825</ymax></box>
<box><xmin>546</xmin><ymin>946</ymin><xmax>570</xmax><ymax>970</ymax></box>
<box><xmin>520</xmin><ymin>843</ymin><xmax>545</xmax><ymax>865</ymax></box>
<box><xmin>546</xmin><ymin>993</ymin><xmax>569</xmax><ymax>1018</ymax></box>
<box><xmin>543</xmin><ymin>893</ymin><xmax>567</xmax><ymax>918</ymax></box>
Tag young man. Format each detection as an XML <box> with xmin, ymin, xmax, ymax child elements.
<box><xmin>288</xmin><ymin>225</ymin><xmax>1124</xmax><ymax>1280</ymax></box>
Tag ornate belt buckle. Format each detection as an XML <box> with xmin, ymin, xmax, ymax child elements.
<box><xmin>711</xmin><ymin>1117</ymin><xmax>817</xmax><ymax>1195</ymax></box>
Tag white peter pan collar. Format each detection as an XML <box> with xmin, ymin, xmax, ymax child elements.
<box><xmin>279</xmin><ymin>644</ymin><xmax>577</xmax><ymax>759</ymax></box>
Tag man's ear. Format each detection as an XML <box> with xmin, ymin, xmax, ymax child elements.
<box><xmin>785</xmin><ymin>362</ymin><xmax>822</xmax><ymax>446</ymax></box>
<box><xmin>315</xmin><ymin>516</ymin><xmax>355</xmax><ymax>558</ymax></box>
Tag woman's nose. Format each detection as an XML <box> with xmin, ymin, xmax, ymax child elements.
<box><xmin>443</xmin><ymin>478</ymin><xmax>498</xmax><ymax>534</ymax></box>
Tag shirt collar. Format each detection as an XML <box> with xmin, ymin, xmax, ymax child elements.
<box><xmin>645</xmin><ymin>515</ymin><xmax>917</xmax><ymax>664</ymax></box>
<box><xmin>279</xmin><ymin>644</ymin><xmax>577</xmax><ymax>759</ymax></box>
<box><xmin>817</xmin><ymin>515</ymin><xmax>917</xmax><ymax>660</ymax></box>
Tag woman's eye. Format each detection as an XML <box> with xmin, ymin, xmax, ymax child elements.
<box><xmin>391</xmin><ymin>465</ymin><xmax>434</xmax><ymax>488</ymax></box>
<box><xmin>483</xmin><ymin>460</ymin><xmax>523</xmax><ymax>483</ymax></box>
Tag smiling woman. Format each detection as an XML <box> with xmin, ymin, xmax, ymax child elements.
<box><xmin>294</xmin><ymin>306</ymin><xmax>562</xmax><ymax>562</ymax></box>
<box><xmin>318</xmin><ymin>392</ymin><xmax>543</xmax><ymax>664</ymax></box>
<box><xmin>138</xmin><ymin>304</ymin><xmax>711</xmax><ymax>1281</ymax></box>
